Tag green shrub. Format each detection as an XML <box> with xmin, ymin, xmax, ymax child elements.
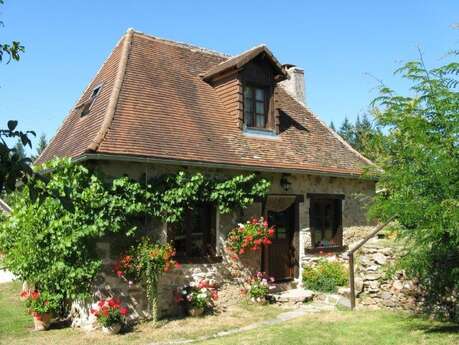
<box><xmin>302</xmin><ymin>260</ymin><xmax>348</xmax><ymax>293</ymax></box>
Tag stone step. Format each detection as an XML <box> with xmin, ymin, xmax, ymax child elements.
<box><xmin>271</xmin><ymin>288</ymin><xmax>314</xmax><ymax>304</ymax></box>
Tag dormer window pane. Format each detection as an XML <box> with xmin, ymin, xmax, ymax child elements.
<box><xmin>256</xmin><ymin>114</ymin><xmax>265</xmax><ymax>127</ymax></box>
<box><xmin>243</xmin><ymin>85</ymin><xmax>267</xmax><ymax>129</ymax></box>
<box><xmin>256</xmin><ymin>102</ymin><xmax>264</xmax><ymax>114</ymax></box>
<box><xmin>255</xmin><ymin>88</ymin><xmax>264</xmax><ymax>101</ymax></box>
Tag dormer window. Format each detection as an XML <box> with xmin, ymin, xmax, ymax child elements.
<box><xmin>244</xmin><ymin>85</ymin><xmax>267</xmax><ymax>129</ymax></box>
<box><xmin>80</xmin><ymin>84</ymin><xmax>102</xmax><ymax>117</ymax></box>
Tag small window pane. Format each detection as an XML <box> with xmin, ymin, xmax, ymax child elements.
<box><xmin>256</xmin><ymin>114</ymin><xmax>265</xmax><ymax>127</ymax></box>
<box><xmin>245</xmin><ymin>111</ymin><xmax>253</xmax><ymax>126</ymax></box>
<box><xmin>244</xmin><ymin>86</ymin><xmax>253</xmax><ymax>98</ymax></box>
<box><xmin>256</xmin><ymin>102</ymin><xmax>264</xmax><ymax>114</ymax></box>
<box><xmin>245</xmin><ymin>100</ymin><xmax>253</xmax><ymax>112</ymax></box>
<box><xmin>255</xmin><ymin>88</ymin><xmax>264</xmax><ymax>101</ymax></box>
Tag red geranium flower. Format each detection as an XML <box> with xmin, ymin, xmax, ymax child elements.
<box><xmin>30</xmin><ymin>291</ymin><xmax>40</xmax><ymax>300</ymax></box>
<box><xmin>98</xmin><ymin>299</ymin><xmax>105</xmax><ymax>307</ymax></box>
<box><xmin>120</xmin><ymin>307</ymin><xmax>128</xmax><ymax>316</ymax></box>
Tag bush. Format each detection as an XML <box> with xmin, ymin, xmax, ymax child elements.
<box><xmin>302</xmin><ymin>260</ymin><xmax>348</xmax><ymax>293</ymax></box>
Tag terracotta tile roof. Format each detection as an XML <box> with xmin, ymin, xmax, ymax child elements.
<box><xmin>201</xmin><ymin>45</ymin><xmax>286</xmax><ymax>81</ymax></box>
<box><xmin>37</xmin><ymin>29</ymin><xmax>374</xmax><ymax>177</ymax></box>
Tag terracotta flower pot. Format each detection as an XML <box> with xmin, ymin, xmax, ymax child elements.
<box><xmin>188</xmin><ymin>307</ymin><xmax>204</xmax><ymax>317</ymax></box>
<box><xmin>102</xmin><ymin>323</ymin><xmax>122</xmax><ymax>335</ymax></box>
<box><xmin>33</xmin><ymin>313</ymin><xmax>53</xmax><ymax>331</ymax></box>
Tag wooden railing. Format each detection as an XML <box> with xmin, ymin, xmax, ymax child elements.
<box><xmin>348</xmin><ymin>216</ymin><xmax>396</xmax><ymax>309</ymax></box>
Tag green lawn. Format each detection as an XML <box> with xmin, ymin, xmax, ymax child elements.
<box><xmin>1</xmin><ymin>281</ymin><xmax>458</xmax><ymax>345</ymax></box>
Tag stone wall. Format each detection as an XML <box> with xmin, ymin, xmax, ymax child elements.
<box><xmin>299</xmin><ymin>229</ymin><xmax>419</xmax><ymax>311</ymax></box>
<box><xmin>69</xmin><ymin>159</ymin><xmax>377</xmax><ymax>327</ymax></box>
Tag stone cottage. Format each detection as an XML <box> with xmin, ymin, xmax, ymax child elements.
<box><xmin>36</xmin><ymin>29</ymin><xmax>377</xmax><ymax>320</ymax></box>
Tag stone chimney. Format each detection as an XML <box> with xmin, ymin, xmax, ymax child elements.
<box><xmin>280</xmin><ymin>65</ymin><xmax>305</xmax><ymax>105</ymax></box>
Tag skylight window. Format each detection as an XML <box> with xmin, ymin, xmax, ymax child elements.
<box><xmin>80</xmin><ymin>84</ymin><xmax>102</xmax><ymax>117</ymax></box>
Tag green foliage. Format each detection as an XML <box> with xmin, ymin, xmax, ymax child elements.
<box><xmin>24</xmin><ymin>290</ymin><xmax>61</xmax><ymax>315</ymax></box>
<box><xmin>31</xmin><ymin>134</ymin><xmax>47</xmax><ymax>161</ymax></box>
<box><xmin>302</xmin><ymin>260</ymin><xmax>348</xmax><ymax>293</ymax></box>
<box><xmin>226</xmin><ymin>217</ymin><xmax>275</xmax><ymax>256</ymax></box>
<box><xmin>91</xmin><ymin>298</ymin><xmax>127</xmax><ymax>327</ymax></box>
<box><xmin>245</xmin><ymin>272</ymin><xmax>273</xmax><ymax>300</ymax></box>
<box><xmin>0</xmin><ymin>1</ymin><xmax>24</xmax><ymax>64</ymax></box>
<box><xmin>0</xmin><ymin>158</ymin><xmax>148</xmax><ymax>303</ymax></box>
<box><xmin>369</xmin><ymin>50</ymin><xmax>459</xmax><ymax>320</ymax></box>
<box><xmin>119</xmin><ymin>238</ymin><xmax>176</xmax><ymax>320</ymax></box>
<box><xmin>335</xmin><ymin>113</ymin><xmax>385</xmax><ymax>162</ymax></box>
<box><xmin>148</xmin><ymin>172</ymin><xmax>270</xmax><ymax>223</ymax></box>
<box><xmin>0</xmin><ymin>157</ymin><xmax>269</xmax><ymax>318</ymax></box>
<box><xmin>0</xmin><ymin>120</ymin><xmax>36</xmax><ymax>193</ymax></box>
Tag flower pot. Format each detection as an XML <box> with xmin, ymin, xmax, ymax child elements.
<box><xmin>188</xmin><ymin>307</ymin><xmax>204</xmax><ymax>317</ymax></box>
<box><xmin>33</xmin><ymin>313</ymin><xmax>53</xmax><ymax>331</ymax></box>
<box><xmin>102</xmin><ymin>323</ymin><xmax>122</xmax><ymax>335</ymax></box>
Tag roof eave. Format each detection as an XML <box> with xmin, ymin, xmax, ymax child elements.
<box><xmin>73</xmin><ymin>153</ymin><xmax>379</xmax><ymax>181</ymax></box>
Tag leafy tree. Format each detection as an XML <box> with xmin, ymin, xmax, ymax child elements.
<box><xmin>0</xmin><ymin>158</ymin><xmax>271</xmax><ymax>310</ymax></box>
<box><xmin>329</xmin><ymin>121</ymin><xmax>336</xmax><ymax>131</ymax></box>
<box><xmin>0</xmin><ymin>1</ymin><xmax>24</xmax><ymax>64</ymax></box>
<box><xmin>0</xmin><ymin>159</ymin><xmax>150</xmax><ymax>303</ymax></box>
<box><xmin>32</xmin><ymin>134</ymin><xmax>47</xmax><ymax>161</ymax></box>
<box><xmin>369</xmin><ymin>51</ymin><xmax>459</xmax><ymax>320</ymax></box>
<box><xmin>0</xmin><ymin>1</ymin><xmax>33</xmax><ymax>193</ymax></box>
<box><xmin>338</xmin><ymin>116</ymin><xmax>355</xmax><ymax>146</ymax></box>
<box><xmin>0</xmin><ymin>121</ymin><xmax>35</xmax><ymax>192</ymax></box>
<box><xmin>14</xmin><ymin>139</ymin><xmax>26</xmax><ymax>160</ymax></box>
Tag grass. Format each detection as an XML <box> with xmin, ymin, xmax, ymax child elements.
<box><xmin>1</xmin><ymin>281</ymin><xmax>458</xmax><ymax>345</ymax></box>
<box><xmin>0</xmin><ymin>281</ymin><xmax>284</xmax><ymax>345</ymax></box>
<box><xmin>201</xmin><ymin>310</ymin><xmax>459</xmax><ymax>345</ymax></box>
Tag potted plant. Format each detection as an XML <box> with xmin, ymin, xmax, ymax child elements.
<box><xmin>90</xmin><ymin>297</ymin><xmax>128</xmax><ymax>334</ymax></box>
<box><xmin>21</xmin><ymin>290</ymin><xmax>60</xmax><ymax>331</ymax></box>
<box><xmin>226</xmin><ymin>217</ymin><xmax>275</xmax><ymax>258</ymax></box>
<box><xmin>243</xmin><ymin>272</ymin><xmax>275</xmax><ymax>304</ymax></box>
<box><xmin>176</xmin><ymin>279</ymin><xmax>218</xmax><ymax>317</ymax></box>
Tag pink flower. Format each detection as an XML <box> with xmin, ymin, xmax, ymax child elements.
<box><xmin>120</xmin><ymin>307</ymin><xmax>128</xmax><ymax>316</ymax></box>
<box><xmin>98</xmin><ymin>299</ymin><xmax>105</xmax><ymax>307</ymax></box>
<box><xmin>175</xmin><ymin>262</ymin><xmax>182</xmax><ymax>269</ymax></box>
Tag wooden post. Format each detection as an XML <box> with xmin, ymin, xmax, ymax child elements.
<box><xmin>349</xmin><ymin>252</ymin><xmax>355</xmax><ymax>309</ymax></box>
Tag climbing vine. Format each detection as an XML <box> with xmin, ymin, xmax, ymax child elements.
<box><xmin>114</xmin><ymin>238</ymin><xmax>177</xmax><ymax>321</ymax></box>
<box><xmin>0</xmin><ymin>158</ymin><xmax>271</xmax><ymax>314</ymax></box>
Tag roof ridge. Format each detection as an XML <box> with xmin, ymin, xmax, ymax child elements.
<box><xmin>131</xmin><ymin>29</ymin><xmax>231</xmax><ymax>59</ymax></box>
<box><xmin>278</xmin><ymin>85</ymin><xmax>377</xmax><ymax>168</ymax></box>
<box><xmin>35</xmin><ymin>33</ymin><xmax>127</xmax><ymax>165</ymax></box>
<box><xmin>87</xmin><ymin>28</ymin><xmax>134</xmax><ymax>152</ymax></box>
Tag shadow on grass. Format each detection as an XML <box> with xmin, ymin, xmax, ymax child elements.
<box><xmin>404</xmin><ymin>313</ymin><xmax>459</xmax><ymax>335</ymax></box>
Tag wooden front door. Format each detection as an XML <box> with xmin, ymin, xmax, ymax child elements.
<box><xmin>265</xmin><ymin>204</ymin><xmax>295</xmax><ymax>281</ymax></box>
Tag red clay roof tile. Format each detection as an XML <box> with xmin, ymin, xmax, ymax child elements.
<box><xmin>36</xmin><ymin>30</ymin><xmax>373</xmax><ymax>176</ymax></box>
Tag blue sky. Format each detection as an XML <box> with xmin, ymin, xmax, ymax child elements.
<box><xmin>0</xmin><ymin>1</ymin><xmax>457</xmax><ymax>152</ymax></box>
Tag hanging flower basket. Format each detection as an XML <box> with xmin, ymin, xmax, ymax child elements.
<box><xmin>226</xmin><ymin>217</ymin><xmax>275</xmax><ymax>258</ymax></box>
